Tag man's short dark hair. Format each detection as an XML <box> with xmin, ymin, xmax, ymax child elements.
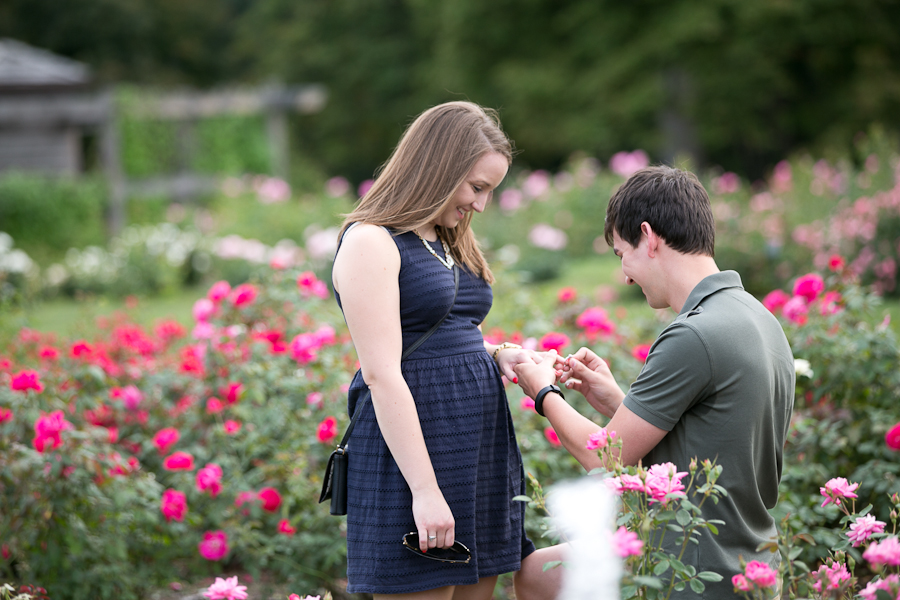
<box><xmin>604</xmin><ymin>166</ymin><xmax>716</xmax><ymax>256</ymax></box>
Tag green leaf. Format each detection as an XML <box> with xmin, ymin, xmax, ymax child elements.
<box><xmin>698</xmin><ymin>571</ymin><xmax>723</xmax><ymax>582</ymax></box>
<box><xmin>690</xmin><ymin>578</ymin><xmax>705</xmax><ymax>594</ymax></box>
<box><xmin>653</xmin><ymin>559</ymin><xmax>671</xmax><ymax>575</ymax></box>
<box><xmin>621</xmin><ymin>584</ymin><xmax>637</xmax><ymax>598</ymax></box>
<box><xmin>633</xmin><ymin>576</ymin><xmax>664</xmax><ymax>589</ymax></box>
<box><xmin>676</xmin><ymin>509</ymin><xmax>692</xmax><ymax>526</ymax></box>
<box><xmin>706</xmin><ymin>523</ymin><xmax>719</xmax><ymax>535</ymax></box>
<box><xmin>542</xmin><ymin>560</ymin><xmax>563</xmax><ymax>572</ymax></box>
<box><xmin>512</xmin><ymin>495</ymin><xmax>531</xmax><ymax>502</ymax></box>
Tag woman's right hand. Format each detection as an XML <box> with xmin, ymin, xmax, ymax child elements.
<box><xmin>412</xmin><ymin>486</ymin><xmax>455</xmax><ymax>552</ymax></box>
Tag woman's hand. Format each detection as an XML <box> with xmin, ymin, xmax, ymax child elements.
<box><xmin>412</xmin><ymin>487</ymin><xmax>455</xmax><ymax>551</ymax></box>
<box><xmin>495</xmin><ymin>347</ymin><xmax>544</xmax><ymax>382</ymax></box>
<box><xmin>559</xmin><ymin>347</ymin><xmax>625</xmax><ymax>418</ymax></box>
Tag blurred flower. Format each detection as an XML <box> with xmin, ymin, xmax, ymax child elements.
<box><xmin>863</xmin><ymin>536</ymin><xmax>900</xmax><ymax>567</ymax></box>
<box><xmin>848</xmin><ymin>515</ymin><xmax>886</xmax><ymax>547</ymax></box>
<box><xmin>206</xmin><ymin>397</ymin><xmax>225</xmax><ymax>414</ymax></box>
<box><xmin>0</xmin><ymin>407</ymin><xmax>12</xmax><ymax>423</ymax></box>
<box><xmin>544</xmin><ymin>426</ymin><xmax>561</xmax><ymax>446</ymax></box>
<box><xmin>155</xmin><ymin>320</ymin><xmax>186</xmax><ymax>343</ymax></box>
<box><xmin>771</xmin><ymin>160</ymin><xmax>793</xmax><ymax>193</ymax></box>
<box><xmin>820</xmin><ymin>477</ymin><xmax>859</xmax><ymax>508</ymax></box>
<box><xmin>793</xmin><ymin>273</ymin><xmax>825</xmax><ymax>302</ymax></box>
<box><xmin>499</xmin><ymin>189</ymin><xmax>523</xmax><ymax>212</ymax></box>
<box><xmin>306</xmin><ymin>227</ymin><xmax>339</xmax><ymax>262</ymax></box>
<box><xmin>528</xmin><ymin>223</ymin><xmax>567</xmax><ymax>251</ymax></box>
<box><xmin>230</xmin><ymin>284</ymin><xmax>258</xmax><ymax>308</ymax></box>
<box><xmin>196</xmin><ymin>464</ymin><xmax>223</xmax><ymax>497</ymax></box>
<box><xmin>744</xmin><ymin>560</ymin><xmax>778</xmax><ymax>588</ymax></box>
<box><xmin>631</xmin><ymin>344</ymin><xmax>651</xmax><ymax>362</ymax></box>
<box><xmin>256</xmin><ymin>177</ymin><xmax>290</xmax><ymax>204</ymax></box>
<box><xmin>575</xmin><ymin>307</ymin><xmax>615</xmax><ymax>338</ymax></box>
<box><xmin>520</xmin><ymin>396</ymin><xmax>535</xmax><ymax>412</ymax></box>
<box><xmin>193</xmin><ymin>298</ymin><xmax>216</xmax><ymax>322</ymax></box>
<box><xmin>828</xmin><ymin>254</ymin><xmax>845</xmax><ymax>272</ymax></box>
<box><xmin>203</xmin><ymin>576</ymin><xmax>247</xmax><ymax>600</ymax></box>
<box><xmin>10</xmin><ymin>370</ymin><xmax>43</xmax><ymax>393</ymax></box>
<box><xmin>886</xmin><ymin>422</ymin><xmax>900</xmax><ymax>450</ymax></box>
<box><xmin>207</xmin><ymin>281</ymin><xmax>231</xmax><ymax>303</ymax></box>
<box><xmin>160</xmin><ymin>489</ymin><xmax>188</xmax><ymax>522</ymax></box>
<box><xmin>38</xmin><ymin>346</ymin><xmax>59</xmax><ymax>360</ymax></box>
<box><xmin>163</xmin><ymin>451</ymin><xmax>195</xmax><ymax>471</ymax></box>
<box><xmin>193</xmin><ymin>321</ymin><xmax>216</xmax><ymax>340</ymax></box>
<box><xmin>732</xmin><ymin>574</ymin><xmax>753</xmax><ymax>592</ymax></box>
<box><xmin>794</xmin><ymin>359</ymin><xmax>813</xmax><ymax>379</ymax></box>
<box><xmin>222</xmin><ymin>382</ymin><xmax>243</xmax><ymax>405</ymax></box>
<box><xmin>325</xmin><ymin>176</ymin><xmax>350</xmax><ymax>197</ymax></box>
<box><xmin>71</xmin><ymin>340</ymin><xmax>94</xmax><ymax>359</ymax></box>
<box><xmin>33</xmin><ymin>410</ymin><xmax>72</xmax><ymax>453</ymax></box>
<box><xmin>782</xmin><ymin>296</ymin><xmax>809</xmax><ymax>325</ymax></box>
<box><xmin>153</xmin><ymin>428</ymin><xmax>181</xmax><ymax>454</ymax></box>
<box><xmin>586</xmin><ymin>428</ymin><xmax>614</xmax><ymax>450</ymax></box>
<box><xmin>860</xmin><ymin>575</ymin><xmax>900</xmax><ymax>600</ymax></box>
<box><xmin>712</xmin><ymin>172</ymin><xmax>741</xmax><ymax>195</ymax></box>
<box><xmin>539</xmin><ymin>332</ymin><xmax>569</xmax><ymax>353</ymax></box>
<box><xmin>224</xmin><ymin>420</ymin><xmax>242</xmax><ymax>435</ymax></box>
<box><xmin>317</xmin><ymin>416</ymin><xmax>338</xmax><ymax>444</ymax></box>
<box><xmin>522</xmin><ymin>170</ymin><xmax>551</xmax><ymax>198</ymax></box>
<box><xmin>298</xmin><ymin>271</ymin><xmax>330</xmax><ymax>299</ymax></box>
<box><xmin>198</xmin><ymin>531</ymin><xmax>229</xmax><ymax>561</ymax></box>
<box><xmin>258</xmin><ymin>487</ymin><xmax>282</xmax><ymax>512</ymax></box>
<box><xmin>610</xmin><ymin>526</ymin><xmax>643</xmax><ymax>558</ymax></box>
<box><xmin>811</xmin><ymin>561</ymin><xmax>852</xmax><ymax>593</ymax></box>
<box><xmin>278</xmin><ymin>519</ymin><xmax>296</xmax><ymax>536</ymax></box>
<box><xmin>306</xmin><ymin>392</ymin><xmax>324</xmax><ymax>409</ymax></box>
<box><xmin>358</xmin><ymin>179</ymin><xmax>374</xmax><ymax>198</ymax></box>
<box><xmin>291</xmin><ymin>333</ymin><xmax>319</xmax><ymax>364</ymax></box>
<box><xmin>556</xmin><ymin>286</ymin><xmax>577</xmax><ymax>303</ymax></box>
<box><xmin>609</xmin><ymin>150</ymin><xmax>649</xmax><ymax>178</ymax></box>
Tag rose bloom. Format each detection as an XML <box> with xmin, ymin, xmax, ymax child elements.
<box><xmin>731</xmin><ymin>574</ymin><xmax>753</xmax><ymax>592</ymax></box>
<box><xmin>557</xmin><ymin>287</ymin><xmax>577</xmax><ymax>303</ymax></box>
<box><xmin>207</xmin><ymin>280</ymin><xmax>231</xmax><ymax>303</ymax></box>
<box><xmin>744</xmin><ymin>560</ymin><xmax>778</xmax><ymax>588</ymax></box>
<box><xmin>782</xmin><ymin>296</ymin><xmax>809</xmax><ymax>325</ymax></box>
<box><xmin>70</xmin><ymin>340</ymin><xmax>93</xmax><ymax>358</ymax></box>
<box><xmin>886</xmin><ymin>422</ymin><xmax>900</xmax><ymax>451</ymax></box>
<box><xmin>290</xmin><ymin>333</ymin><xmax>319</xmax><ymax>365</ymax></box>
<box><xmin>863</xmin><ymin>536</ymin><xmax>900</xmax><ymax>567</ymax></box>
<box><xmin>160</xmin><ymin>489</ymin><xmax>188</xmax><ymax>522</ymax></box>
<box><xmin>0</xmin><ymin>407</ymin><xmax>12</xmax><ymax>423</ymax></box>
<box><xmin>203</xmin><ymin>576</ymin><xmax>247</xmax><ymax>600</ymax></box>
<box><xmin>762</xmin><ymin>289</ymin><xmax>791</xmax><ymax>314</ymax></box>
<box><xmin>820</xmin><ymin>477</ymin><xmax>859</xmax><ymax>507</ymax></box>
<box><xmin>644</xmin><ymin>462</ymin><xmax>687</xmax><ymax>504</ymax></box>
<box><xmin>193</xmin><ymin>298</ymin><xmax>216</xmax><ymax>322</ymax></box>
<box><xmin>33</xmin><ymin>410</ymin><xmax>72</xmax><ymax>452</ymax></box>
<box><xmin>163</xmin><ymin>451</ymin><xmax>195</xmax><ymax>471</ymax></box>
<box><xmin>306</xmin><ymin>391</ymin><xmax>324</xmax><ymax>409</ymax></box>
<box><xmin>793</xmin><ymin>273</ymin><xmax>825</xmax><ymax>302</ymax></box>
<box><xmin>539</xmin><ymin>332</ymin><xmax>570</xmax><ymax>353</ymax></box>
<box><xmin>196</xmin><ymin>464</ymin><xmax>223</xmax><ymax>497</ymax></box>
<box><xmin>520</xmin><ymin>396</ymin><xmax>535</xmax><ymax>412</ymax></box>
<box><xmin>153</xmin><ymin>427</ymin><xmax>181</xmax><ymax>454</ymax></box>
<box><xmin>38</xmin><ymin>346</ymin><xmax>59</xmax><ymax>360</ymax></box>
<box><xmin>860</xmin><ymin>574</ymin><xmax>900</xmax><ymax>600</ymax></box>
<box><xmin>575</xmin><ymin>307</ymin><xmax>615</xmax><ymax>337</ymax></box>
<box><xmin>206</xmin><ymin>397</ymin><xmax>225</xmax><ymax>414</ymax></box>
<box><xmin>544</xmin><ymin>426</ymin><xmax>561</xmax><ymax>447</ymax></box>
<box><xmin>230</xmin><ymin>284</ymin><xmax>258</xmax><ymax>308</ymax></box>
<box><xmin>586</xmin><ymin>428</ymin><xmax>615</xmax><ymax>450</ymax></box>
<box><xmin>848</xmin><ymin>514</ymin><xmax>887</xmax><ymax>547</ymax></box>
<box><xmin>224</xmin><ymin>420</ymin><xmax>242</xmax><ymax>435</ymax></box>
<box><xmin>198</xmin><ymin>530</ymin><xmax>229</xmax><ymax>561</ymax></box>
<box><xmin>610</xmin><ymin>526</ymin><xmax>643</xmax><ymax>558</ymax></box>
<box><xmin>278</xmin><ymin>519</ymin><xmax>296</xmax><ymax>535</ymax></box>
<box><xmin>812</xmin><ymin>561</ymin><xmax>852</xmax><ymax>593</ymax></box>
<box><xmin>10</xmin><ymin>370</ymin><xmax>44</xmax><ymax>393</ymax></box>
<box><xmin>222</xmin><ymin>382</ymin><xmax>243</xmax><ymax>405</ymax></box>
<box><xmin>828</xmin><ymin>254</ymin><xmax>845</xmax><ymax>272</ymax></box>
<box><xmin>316</xmin><ymin>416</ymin><xmax>338</xmax><ymax>443</ymax></box>
<box><xmin>119</xmin><ymin>385</ymin><xmax>143</xmax><ymax>411</ymax></box>
<box><xmin>631</xmin><ymin>344</ymin><xmax>651</xmax><ymax>362</ymax></box>
<box><xmin>258</xmin><ymin>487</ymin><xmax>282</xmax><ymax>512</ymax></box>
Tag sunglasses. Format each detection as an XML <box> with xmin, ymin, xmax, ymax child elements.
<box><xmin>402</xmin><ymin>532</ymin><xmax>472</xmax><ymax>564</ymax></box>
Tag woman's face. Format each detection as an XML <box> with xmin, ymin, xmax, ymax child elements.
<box><xmin>432</xmin><ymin>151</ymin><xmax>509</xmax><ymax>230</ymax></box>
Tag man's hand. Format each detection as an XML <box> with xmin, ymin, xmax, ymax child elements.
<box><xmin>513</xmin><ymin>354</ymin><xmax>561</xmax><ymax>399</ymax></box>
<box><xmin>559</xmin><ymin>347</ymin><xmax>625</xmax><ymax>419</ymax></box>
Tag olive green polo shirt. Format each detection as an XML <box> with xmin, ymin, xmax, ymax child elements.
<box><xmin>623</xmin><ymin>271</ymin><xmax>795</xmax><ymax>599</ymax></box>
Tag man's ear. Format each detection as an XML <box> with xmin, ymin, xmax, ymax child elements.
<box><xmin>640</xmin><ymin>222</ymin><xmax>660</xmax><ymax>257</ymax></box>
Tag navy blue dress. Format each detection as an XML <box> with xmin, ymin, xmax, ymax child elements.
<box><xmin>334</xmin><ymin>228</ymin><xmax>534</xmax><ymax>594</ymax></box>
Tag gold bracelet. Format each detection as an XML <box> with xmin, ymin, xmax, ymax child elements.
<box><xmin>492</xmin><ymin>342</ymin><xmax>522</xmax><ymax>362</ymax></box>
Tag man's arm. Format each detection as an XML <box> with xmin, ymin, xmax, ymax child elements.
<box><xmin>515</xmin><ymin>357</ymin><xmax>667</xmax><ymax>470</ymax></box>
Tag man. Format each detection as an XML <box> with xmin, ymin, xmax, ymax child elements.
<box><xmin>513</xmin><ymin>166</ymin><xmax>795</xmax><ymax>599</ymax></box>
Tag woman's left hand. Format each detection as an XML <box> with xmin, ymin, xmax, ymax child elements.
<box><xmin>496</xmin><ymin>347</ymin><xmax>548</xmax><ymax>382</ymax></box>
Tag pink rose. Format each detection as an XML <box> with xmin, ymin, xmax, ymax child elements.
<box><xmin>744</xmin><ymin>560</ymin><xmax>778</xmax><ymax>588</ymax></box>
<box><xmin>224</xmin><ymin>420</ymin><xmax>242</xmax><ymax>435</ymax></box>
<box><xmin>731</xmin><ymin>574</ymin><xmax>753</xmax><ymax>592</ymax></box>
<box><xmin>153</xmin><ymin>427</ymin><xmax>181</xmax><ymax>455</ymax></box>
<box><xmin>782</xmin><ymin>296</ymin><xmax>809</xmax><ymax>325</ymax></box>
<box><xmin>631</xmin><ymin>344</ymin><xmax>651</xmax><ymax>362</ymax></box>
<box><xmin>520</xmin><ymin>396</ymin><xmax>535</xmax><ymax>412</ymax></box>
<box><xmin>539</xmin><ymin>332</ymin><xmax>570</xmax><ymax>353</ymax></box>
<box><xmin>193</xmin><ymin>298</ymin><xmax>216</xmax><ymax>322</ymax></box>
<box><xmin>0</xmin><ymin>407</ymin><xmax>12</xmax><ymax>423</ymax></box>
<box><xmin>793</xmin><ymin>273</ymin><xmax>825</xmax><ymax>302</ymax></box>
<box><xmin>863</xmin><ymin>536</ymin><xmax>900</xmax><ymax>567</ymax></box>
<box><xmin>206</xmin><ymin>397</ymin><xmax>225</xmax><ymax>414</ymax></box>
<box><xmin>10</xmin><ymin>370</ymin><xmax>43</xmax><ymax>393</ymax></box>
<box><xmin>610</xmin><ymin>526</ymin><xmax>643</xmax><ymax>558</ymax></box>
<box><xmin>557</xmin><ymin>287</ymin><xmax>577</xmax><ymax>303</ymax></box>
<box><xmin>163</xmin><ymin>451</ymin><xmax>195</xmax><ymax>471</ymax></box>
<box><xmin>820</xmin><ymin>477</ymin><xmax>859</xmax><ymax>508</ymax></box>
<box><xmin>316</xmin><ymin>417</ymin><xmax>338</xmax><ymax>443</ymax></box>
<box><xmin>586</xmin><ymin>428</ymin><xmax>615</xmax><ymax>451</ymax></box>
<box><xmin>575</xmin><ymin>307</ymin><xmax>616</xmax><ymax>338</ymax></box>
<box><xmin>885</xmin><ymin>422</ymin><xmax>900</xmax><ymax>451</ymax></box>
<box><xmin>198</xmin><ymin>530</ymin><xmax>229</xmax><ymax>561</ymax></box>
<box><xmin>290</xmin><ymin>333</ymin><xmax>319</xmax><ymax>365</ymax></box>
<box><xmin>119</xmin><ymin>385</ymin><xmax>143</xmax><ymax>411</ymax></box>
<box><xmin>160</xmin><ymin>489</ymin><xmax>187</xmax><ymax>522</ymax></box>
<box><xmin>196</xmin><ymin>464</ymin><xmax>223</xmax><ymax>497</ymax></box>
<box><xmin>33</xmin><ymin>410</ymin><xmax>72</xmax><ymax>453</ymax></box>
<box><xmin>258</xmin><ymin>487</ymin><xmax>282</xmax><ymax>512</ymax></box>
<box><xmin>828</xmin><ymin>255</ymin><xmax>845</xmax><ymax>272</ymax></box>
<box><xmin>207</xmin><ymin>280</ymin><xmax>231</xmax><ymax>303</ymax></box>
<box><xmin>278</xmin><ymin>519</ymin><xmax>296</xmax><ymax>535</ymax></box>
<box><xmin>306</xmin><ymin>392</ymin><xmax>324</xmax><ymax>409</ymax></box>
<box><xmin>203</xmin><ymin>576</ymin><xmax>247</xmax><ymax>600</ymax></box>
<box><xmin>544</xmin><ymin>426</ymin><xmax>561</xmax><ymax>447</ymax></box>
<box><xmin>230</xmin><ymin>284</ymin><xmax>258</xmax><ymax>308</ymax></box>
<box><xmin>644</xmin><ymin>463</ymin><xmax>687</xmax><ymax>504</ymax></box>
<box><xmin>762</xmin><ymin>289</ymin><xmax>791</xmax><ymax>314</ymax></box>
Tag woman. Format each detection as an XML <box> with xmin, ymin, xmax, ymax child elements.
<box><xmin>331</xmin><ymin>101</ymin><xmax>537</xmax><ymax>599</ymax></box>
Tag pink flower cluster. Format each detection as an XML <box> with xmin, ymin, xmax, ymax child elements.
<box><xmin>605</xmin><ymin>462</ymin><xmax>687</xmax><ymax>505</ymax></box>
<box><xmin>732</xmin><ymin>560</ymin><xmax>779</xmax><ymax>592</ymax></box>
<box><xmin>33</xmin><ymin>410</ymin><xmax>72</xmax><ymax>453</ymax></box>
<box><xmin>863</xmin><ymin>536</ymin><xmax>900</xmax><ymax>567</ymax></box>
<box><xmin>297</xmin><ymin>271</ymin><xmax>330</xmax><ymax>299</ymax></box>
<box><xmin>811</xmin><ymin>560</ymin><xmax>852</xmax><ymax>594</ymax></box>
<box><xmin>575</xmin><ymin>307</ymin><xmax>616</xmax><ymax>339</ymax></box>
<box><xmin>610</xmin><ymin>526</ymin><xmax>643</xmax><ymax>558</ymax></box>
<box><xmin>763</xmin><ymin>272</ymin><xmax>843</xmax><ymax>325</ymax></box>
<box><xmin>585</xmin><ymin>428</ymin><xmax>615</xmax><ymax>451</ymax></box>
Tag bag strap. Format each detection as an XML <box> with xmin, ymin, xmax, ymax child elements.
<box><xmin>336</xmin><ymin>264</ymin><xmax>459</xmax><ymax>448</ymax></box>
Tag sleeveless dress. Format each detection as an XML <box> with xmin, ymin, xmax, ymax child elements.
<box><xmin>334</xmin><ymin>227</ymin><xmax>535</xmax><ymax>594</ymax></box>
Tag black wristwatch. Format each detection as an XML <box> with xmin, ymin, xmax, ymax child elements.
<box><xmin>534</xmin><ymin>384</ymin><xmax>564</xmax><ymax>417</ymax></box>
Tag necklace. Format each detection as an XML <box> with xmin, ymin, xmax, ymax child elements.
<box><xmin>415</xmin><ymin>230</ymin><xmax>455</xmax><ymax>270</ymax></box>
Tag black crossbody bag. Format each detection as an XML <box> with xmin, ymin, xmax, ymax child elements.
<box><xmin>319</xmin><ymin>265</ymin><xmax>459</xmax><ymax>515</ymax></box>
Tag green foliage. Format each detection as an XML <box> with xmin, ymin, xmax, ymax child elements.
<box><xmin>0</xmin><ymin>174</ymin><xmax>107</xmax><ymax>266</ymax></box>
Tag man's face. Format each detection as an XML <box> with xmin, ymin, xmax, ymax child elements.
<box><xmin>612</xmin><ymin>229</ymin><xmax>666</xmax><ymax>309</ymax></box>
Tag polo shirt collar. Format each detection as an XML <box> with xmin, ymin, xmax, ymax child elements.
<box><xmin>679</xmin><ymin>270</ymin><xmax>744</xmax><ymax>315</ymax></box>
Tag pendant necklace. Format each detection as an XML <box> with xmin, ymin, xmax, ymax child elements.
<box><xmin>415</xmin><ymin>230</ymin><xmax>455</xmax><ymax>270</ymax></box>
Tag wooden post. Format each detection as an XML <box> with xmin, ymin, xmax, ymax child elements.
<box><xmin>99</xmin><ymin>89</ymin><xmax>127</xmax><ymax>235</ymax></box>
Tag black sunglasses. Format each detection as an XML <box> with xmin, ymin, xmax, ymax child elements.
<box><xmin>402</xmin><ymin>532</ymin><xmax>472</xmax><ymax>564</ymax></box>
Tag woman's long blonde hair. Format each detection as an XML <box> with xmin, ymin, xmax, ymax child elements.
<box><xmin>338</xmin><ymin>101</ymin><xmax>513</xmax><ymax>283</ymax></box>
